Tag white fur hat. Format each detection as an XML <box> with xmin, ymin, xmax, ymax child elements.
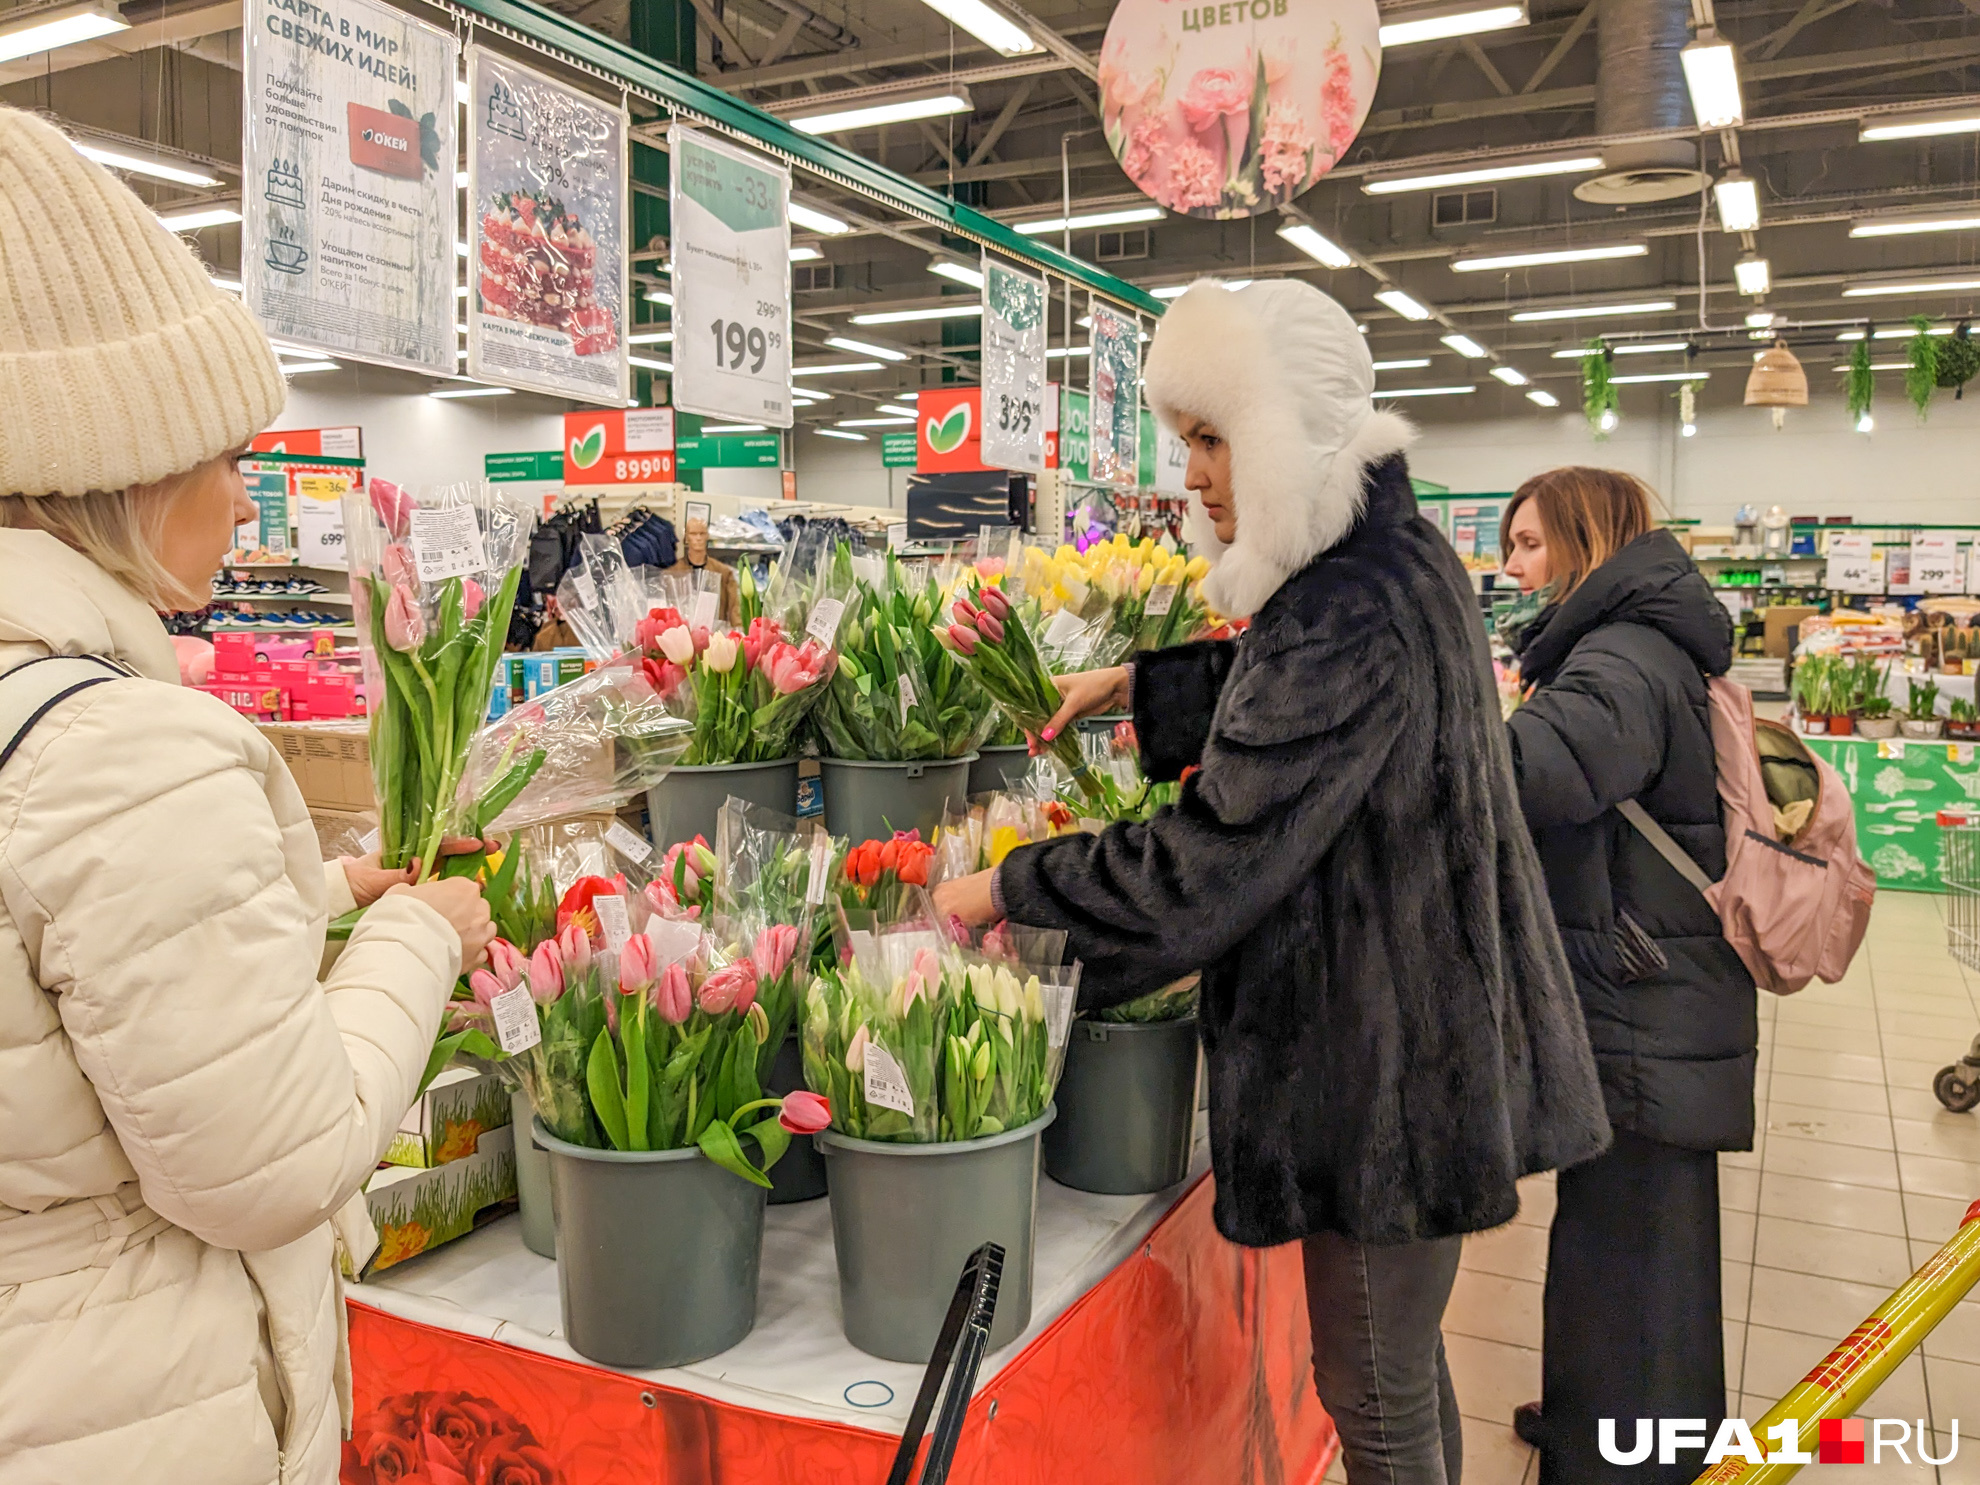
<box><xmin>0</xmin><ymin>106</ymin><xmax>285</xmax><ymax>499</ymax></box>
<box><xmin>1143</xmin><ymin>278</ymin><xmax>1412</xmax><ymax>618</ymax></box>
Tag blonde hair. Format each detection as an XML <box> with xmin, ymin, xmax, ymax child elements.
<box><xmin>1500</xmin><ymin>467</ymin><xmax>1655</xmax><ymax>600</ymax></box>
<box><xmin>0</xmin><ymin>482</ymin><xmax>191</xmax><ymax>611</ymax></box>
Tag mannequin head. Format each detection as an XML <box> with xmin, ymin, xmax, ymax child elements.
<box><xmin>685</xmin><ymin>516</ymin><xmax>709</xmax><ymax>565</ymax></box>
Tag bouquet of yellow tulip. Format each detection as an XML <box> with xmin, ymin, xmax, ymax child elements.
<box><xmin>1015</xmin><ymin>535</ymin><xmax>1213</xmax><ymax>661</ymax></box>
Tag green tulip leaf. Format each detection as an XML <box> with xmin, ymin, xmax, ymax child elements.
<box><xmin>698</xmin><ymin>1119</ymin><xmax>772</xmax><ymax>1187</ymax></box>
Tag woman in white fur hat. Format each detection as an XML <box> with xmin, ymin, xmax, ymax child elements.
<box><xmin>937</xmin><ymin>278</ymin><xmax>1610</xmax><ymax>1482</ymax></box>
<box><xmin>0</xmin><ymin>106</ymin><xmax>495</xmax><ymax>1483</ymax></box>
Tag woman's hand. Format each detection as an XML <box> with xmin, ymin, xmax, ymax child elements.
<box><xmin>1036</xmin><ymin>665</ymin><xmax>1131</xmax><ymax>748</ymax></box>
<box><xmin>385</xmin><ymin>877</ymin><xmax>497</xmax><ymax>971</ymax></box>
<box><xmin>932</xmin><ymin>869</ymin><xmax>999</xmax><ymax>929</ymax></box>
<box><xmin>339</xmin><ymin>838</ymin><xmax>497</xmax><ymax>909</ymax></box>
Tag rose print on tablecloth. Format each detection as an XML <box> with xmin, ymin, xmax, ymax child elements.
<box><xmin>1099</xmin><ymin>0</ymin><xmax>1379</xmax><ymax>219</ymax></box>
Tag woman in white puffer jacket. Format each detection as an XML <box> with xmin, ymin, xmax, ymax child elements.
<box><xmin>0</xmin><ymin>107</ymin><xmax>495</xmax><ymax>1484</ymax></box>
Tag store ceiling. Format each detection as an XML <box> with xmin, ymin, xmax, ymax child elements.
<box><xmin>9</xmin><ymin>0</ymin><xmax>1980</xmax><ymax>426</ymax></box>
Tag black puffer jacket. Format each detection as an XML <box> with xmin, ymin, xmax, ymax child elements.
<box><xmin>998</xmin><ymin>455</ymin><xmax>1611</xmax><ymax>1249</ymax></box>
<box><xmin>1506</xmin><ymin>529</ymin><xmax>1756</xmax><ymax>1152</ymax></box>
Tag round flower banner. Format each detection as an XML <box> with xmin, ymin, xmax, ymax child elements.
<box><xmin>1099</xmin><ymin>0</ymin><xmax>1380</xmax><ymax>219</ymax></box>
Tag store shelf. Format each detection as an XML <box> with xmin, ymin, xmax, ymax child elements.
<box><xmin>214</xmin><ymin>591</ymin><xmax>352</xmax><ymax>604</ymax></box>
<box><xmin>207</xmin><ymin>622</ymin><xmax>358</xmax><ymax>636</ymax></box>
<box><xmin>223</xmin><ymin>559</ymin><xmax>349</xmax><ymax>571</ymax></box>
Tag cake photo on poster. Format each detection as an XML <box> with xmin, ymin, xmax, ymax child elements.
<box><xmin>477</xmin><ymin>190</ymin><xmax>617</xmax><ymax>356</ymax></box>
<box><xmin>1098</xmin><ymin>0</ymin><xmax>1379</xmax><ymax>219</ymax></box>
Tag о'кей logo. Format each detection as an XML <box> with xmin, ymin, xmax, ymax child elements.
<box><xmin>569</xmin><ymin>424</ymin><xmax>606</xmax><ymax>469</ymax></box>
<box><xmin>926</xmin><ymin>402</ymin><xmax>971</xmax><ymax>455</ymax></box>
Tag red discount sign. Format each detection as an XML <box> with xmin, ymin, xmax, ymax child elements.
<box><xmin>564</xmin><ymin>409</ymin><xmax>676</xmax><ymax>485</ymax></box>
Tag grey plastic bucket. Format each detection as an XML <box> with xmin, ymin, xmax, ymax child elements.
<box><xmin>512</xmin><ymin>1088</ymin><xmax>556</xmax><ymax>1258</ymax></box>
<box><xmin>646</xmin><ymin>758</ymin><xmax>798</xmax><ymax>847</ymax></box>
<box><xmin>969</xmin><ymin>744</ymin><xmax>1033</xmax><ymax>795</ymax></box>
<box><xmin>1076</xmin><ymin>710</ymin><xmax>1131</xmax><ymax>737</ymax></box>
<box><xmin>815</xmin><ymin>1106</ymin><xmax>1054</xmax><ymax>1364</ymax></box>
<box><xmin>819</xmin><ymin>755</ymin><xmax>975</xmax><ymax>842</ymax></box>
<box><xmin>764</xmin><ymin>1034</ymin><xmax>827</xmax><ymax>1205</ymax></box>
<box><xmin>1043</xmin><ymin>1017</ymin><xmax>1200</xmax><ymax>1195</ymax></box>
<box><xmin>537</xmin><ymin>1119</ymin><xmax>767</xmax><ymax>1368</ymax></box>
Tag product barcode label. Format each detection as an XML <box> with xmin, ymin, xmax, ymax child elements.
<box><xmin>1146</xmin><ymin>583</ymin><xmax>1178</xmax><ymax>616</ymax></box>
<box><xmin>897</xmin><ymin>671</ymin><xmax>918</xmax><ymax>724</ymax></box>
<box><xmin>408</xmin><ymin>504</ymin><xmax>487</xmax><ymax>583</ymax></box>
<box><xmin>1042</xmin><ymin>982</ymin><xmax>1077</xmax><ymax>1050</ymax></box>
<box><xmin>604</xmin><ymin>819</ymin><xmax>653</xmax><ymax>866</ymax></box>
<box><xmin>863</xmin><ymin>1040</ymin><xmax>915</xmax><ymax>1115</ymax></box>
<box><xmin>594</xmin><ymin>894</ymin><xmax>632</xmax><ymax>955</ymax></box>
<box><xmin>805</xmin><ymin>597</ymin><xmax>846</xmax><ymax>647</ymax></box>
<box><xmin>491</xmin><ymin>983</ymin><xmax>541</xmax><ymax>1055</ymax></box>
<box><xmin>806</xmin><ymin>834</ymin><xmax>831</xmax><ymax>905</ymax></box>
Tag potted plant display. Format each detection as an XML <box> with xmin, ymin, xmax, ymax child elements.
<box><xmin>1902</xmin><ymin>678</ymin><xmax>1945</xmax><ymax>739</ymax></box>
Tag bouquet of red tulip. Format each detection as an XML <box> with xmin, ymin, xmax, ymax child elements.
<box><xmin>634</xmin><ymin>607</ymin><xmax>834</xmax><ymax>765</ymax></box>
<box><xmin>837</xmin><ymin>831</ymin><xmax>938</xmax><ymax>922</ymax></box>
<box><xmin>941</xmin><ymin>581</ymin><xmax>1102</xmax><ymax>800</ymax></box>
<box><xmin>346</xmin><ymin>479</ymin><xmax>540</xmax><ymax>882</ymax></box>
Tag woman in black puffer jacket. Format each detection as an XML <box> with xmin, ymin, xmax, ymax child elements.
<box><xmin>1500</xmin><ymin>468</ymin><xmax>1755</xmax><ymax>1485</ymax></box>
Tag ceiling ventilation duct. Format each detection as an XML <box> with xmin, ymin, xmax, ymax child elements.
<box><xmin>1574</xmin><ymin>0</ymin><xmax>1710</xmax><ymax>205</ymax></box>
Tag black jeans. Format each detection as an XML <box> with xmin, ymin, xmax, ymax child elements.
<box><xmin>1303</xmin><ymin>1231</ymin><xmax>1465</xmax><ymax>1485</ymax></box>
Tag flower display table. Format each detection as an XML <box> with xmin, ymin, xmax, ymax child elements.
<box><xmin>1803</xmin><ymin>734</ymin><xmax>1980</xmax><ymax>893</ymax></box>
<box><xmin>343</xmin><ymin>1127</ymin><xmax>1336</xmax><ymax>1484</ymax></box>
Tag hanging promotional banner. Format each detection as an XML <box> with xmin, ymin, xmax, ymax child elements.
<box><xmin>669</xmin><ymin>125</ymin><xmax>793</xmax><ymax>429</ymax></box>
<box><xmin>1088</xmin><ymin>300</ymin><xmax>1142</xmax><ymax>488</ymax></box>
<box><xmin>979</xmin><ymin>256</ymin><xmax>1048</xmax><ymax>473</ymax></box>
<box><xmin>917</xmin><ymin>388</ymin><xmax>990</xmax><ymax>473</ymax></box>
<box><xmin>563</xmin><ymin>408</ymin><xmax>674</xmax><ymax>485</ymax></box>
<box><xmin>1098</xmin><ymin>0</ymin><xmax>1379</xmax><ymax>219</ymax></box>
<box><xmin>250</xmin><ymin>427</ymin><xmax>363</xmax><ymax>458</ymax></box>
<box><xmin>242</xmin><ymin>0</ymin><xmax>456</xmax><ymax>373</ymax></box>
<box><xmin>1059</xmin><ymin>388</ymin><xmax>1090</xmax><ymax>484</ymax></box>
<box><xmin>465</xmin><ymin>47</ymin><xmax>628</xmax><ymax>406</ymax></box>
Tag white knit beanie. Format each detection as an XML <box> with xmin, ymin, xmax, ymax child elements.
<box><xmin>0</xmin><ymin>106</ymin><xmax>286</xmax><ymax>499</ymax></box>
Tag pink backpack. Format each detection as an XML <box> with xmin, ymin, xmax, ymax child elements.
<box><xmin>1618</xmin><ymin>678</ymin><xmax>1875</xmax><ymax>995</ymax></box>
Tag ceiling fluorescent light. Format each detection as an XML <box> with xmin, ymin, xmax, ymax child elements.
<box><xmin>1490</xmin><ymin>365</ymin><xmax>1530</xmax><ymax>385</ymax></box>
<box><xmin>826</xmin><ymin>335</ymin><xmax>909</xmax><ymax>362</ymax></box>
<box><xmin>790</xmin><ymin>245</ymin><xmax>823</xmax><ymax>262</ymax></box>
<box><xmin>645</xmin><ymin>289</ymin><xmax>674</xmax><ymax>305</ymax></box>
<box><xmin>1375</xmin><ymin>288</ymin><xmax>1433</xmax><ymax>320</ymax></box>
<box><xmin>71</xmin><ymin>137</ymin><xmax>218</xmax><ymax>188</ymax></box>
<box><xmin>789</xmin><ymin>201</ymin><xmax>852</xmax><ymax>234</ymax></box>
<box><xmin>1746</xmin><ymin>311</ymin><xmax>1775</xmax><ymax>328</ymax></box>
<box><xmin>628</xmin><ymin>331</ymin><xmax>673</xmax><ymax>344</ymax></box>
<box><xmin>1372</xmin><ymin>358</ymin><xmax>1432</xmax><ymax>370</ymax></box>
<box><xmin>790</xmin><ymin>89</ymin><xmax>972</xmax><ymax>136</ymax></box>
<box><xmin>1860</xmin><ymin>107</ymin><xmax>1980</xmax><ymax>143</ymax></box>
<box><xmin>837</xmin><ymin>417</ymin><xmax>916</xmax><ymax>427</ymax></box>
<box><xmin>1526</xmin><ymin>388</ymin><xmax>1560</xmax><ymax>408</ymax></box>
<box><xmin>1734</xmin><ymin>254</ymin><xmax>1771</xmax><ymax>297</ymax></box>
<box><xmin>701</xmin><ymin>424</ymin><xmax>767</xmax><ymax>434</ymax></box>
<box><xmin>1843</xmin><ymin>277</ymin><xmax>1980</xmax><ymax>298</ymax></box>
<box><xmin>628</xmin><ymin>356</ymin><xmax>673</xmax><ymax>371</ymax></box>
<box><xmin>455</xmin><ymin>169</ymin><xmax>469</xmax><ymax>189</ymax></box>
<box><xmin>1714</xmin><ymin>172</ymin><xmax>1759</xmax><ymax>232</ymax></box>
<box><xmin>156</xmin><ymin>205</ymin><xmax>242</xmax><ymax>232</ymax></box>
<box><xmin>430</xmin><ymin>385</ymin><xmax>512</xmax><ymax>399</ymax></box>
<box><xmin>914</xmin><ymin>0</ymin><xmax>1036</xmax><ymax>55</ymax></box>
<box><xmin>930</xmin><ymin>259</ymin><xmax>984</xmax><ymax>289</ymax></box>
<box><xmin>1440</xmin><ymin>332</ymin><xmax>1488</xmax><ymax>357</ymax></box>
<box><xmin>1610</xmin><ymin>371</ymin><xmax>1709</xmax><ymax>384</ymax></box>
<box><xmin>878</xmin><ymin>403</ymin><xmax>919</xmax><ymax>416</ymax></box>
<box><xmin>815</xmin><ymin>428</ymin><xmax>867</xmax><ymax>440</ymax></box>
<box><xmin>0</xmin><ymin>4</ymin><xmax>127</xmax><ymax>65</ymax></box>
<box><xmin>1151</xmin><ymin>279</ymin><xmax>1252</xmax><ymax>297</ymax></box>
<box><xmin>1277</xmin><ymin>222</ymin><xmax>1354</xmax><ymax>268</ymax></box>
<box><xmin>279</xmin><ymin>360</ymin><xmax>339</xmax><ymax>374</ymax></box>
<box><xmin>1046</xmin><ymin>345</ymin><xmax>1092</xmax><ymax>358</ymax></box>
<box><xmin>851</xmin><ymin>304</ymin><xmax>983</xmax><ymax>325</ymax></box>
<box><xmin>1451</xmin><ymin>243</ymin><xmax>1647</xmax><ymax>272</ymax></box>
<box><xmin>1552</xmin><ymin>340</ymin><xmax>1688</xmax><ymax>357</ymax></box>
<box><xmin>1511</xmin><ymin>299</ymin><xmax>1675</xmax><ymax>322</ymax></box>
<box><xmin>1014</xmin><ymin>206</ymin><xmax>1164</xmax><ymax>235</ymax></box>
<box><xmin>1373</xmin><ymin>385</ymin><xmax>1476</xmax><ymax>397</ymax></box>
<box><xmin>1363</xmin><ymin>153</ymin><xmax>1603</xmax><ymax>195</ymax></box>
<box><xmin>455</xmin><ymin>284</ymin><xmax>469</xmax><ymax>298</ymax></box>
<box><xmin>1680</xmin><ymin>31</ymin><xmax>1743</xmax><ymax>130</ymax></box>
<box><xmin>456</xmin><ymin>240</ymin><xmax>469</xmax><ymax>257</ymax></box>
<box><xmin>1837</xmin><ymin>325</ymin><xmax>1952</xmax><ymax>340</ymax></box>
<box><xmin>208</xmin><ymin>275</ymin><xmax>243</xmax><ymax>292</ymax></box>
<box><xmin>794</xmin><ymin>361</ymin><xmax>884</xmax><ymax>375</ymax></box>
<box><xmin>1850</xmin><ymin>213</ymin><xmax>1980</xmax><ymax>239</ymax></box>
<box><xmin>1832</xmin><ymin>362</ymin><xmax>1910</xmax><ymax>373</ymax></box>
<box><xmin>1378</xmin><ymin>1</ymin><xmax>1526</xmax><ymax>48</ymax></box>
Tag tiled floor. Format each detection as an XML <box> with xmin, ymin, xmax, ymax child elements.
<box><xmin>1324</xmin><ymin>890</ymin><xmax>1980</xmax><ymax>1483</ymax></box>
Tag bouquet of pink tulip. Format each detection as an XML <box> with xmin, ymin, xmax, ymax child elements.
<box><xmin>641</xmin><ymin>834</ymin><xmax>718</xmax><ymax>922</ymax></box>
<box><xmin>461</xmin><ymin>928</ymin><xmax>609</xmax><ymax>1145</ymax></box>
<box><xmin>635</xmin><ymin>607</ymin><xmax>834</xmax><ymax>765</ymax></box>
<box><xmin>942</xmin><ymin>581</ymin><xmax>1102</xmax><ymax>801</ymax></box>
<box><xmin>346</xmin><ymin>479</ymin><xmax>540</xmax><ymax>881</ymax></box>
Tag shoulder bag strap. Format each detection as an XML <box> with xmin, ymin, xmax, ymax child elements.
<box><xmin>0</xmin><ymin>655</ymin><xmax>132</xmax><ymax>773</ymax></box>
<box><xmin>1616</xmin><ymin>798</ymin><xmax>1716</xmax><ymax>895</ymax></box>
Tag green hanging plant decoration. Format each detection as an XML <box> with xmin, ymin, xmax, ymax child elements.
<box><xmin>1582</xmin><ymin>340</ymin><xmax>1618</xmax><ymax>437</ymax></box>
<box><xmin>1906</xmin><ymin>313</ymin><xmax>1941</xmax><ymax>419</ymax></box>
<box><xmin>1937</xmin><ymin>323</ymin><xmax>1980</xmax><ymax>399</ymax></box>
<box><xmin>1845</xmin><ymin>339</ymin><xmax>1875</xmax><ymax>426</ymax></box>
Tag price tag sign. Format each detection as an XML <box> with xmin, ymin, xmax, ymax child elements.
<box><xmin>805</xmin><ymin>596</ymin><xmax>845</xmax><ymax>647</ymax></box>
<box><xmin>491</xmin><ymin>984</ymin><xmax>542</xmax><ymax>1055</ymax></box>
<box><xmin>1826</xmin><ymin>553</ymin><xmax>1883</xmax><ymax>594</ymax></box>
<box><xmin>1147</xmin><ymin>583</ymin><xmax>1178</xmax><ymax>616</ymax></box>
<box><xmin>1915</xmin><ymin>533</ymin><xmax>1965</xmax><ymax>594</ymax></box>
<box><xmin>863</xmin><ymin>1040</ymin><xmax>916</xmax><ymax>1116</ymax></box>
<box><xmin>669</xmin><ymin>124</ymin><xmax>793</xmax><ymax>428</ymax></box>
<box><xmin>410</xmin><ymin>505</ymin><xmax>488</xmax><ymax>582</ymax></box>
<box><xmin>295</xmin><ymin>473</ymin><xmax>351</xmax><ymax>568</ymax></box>
<box><xmin>979</xmin><ymin>257</ymin><xmax>1048</xmax><ymax>473</ymax></box>
<box><xmin>594</xmin><ymin>893</ymin><xmax>632</xmax><ymax>955</ymax></box>
<box><xmin>1042</xmin><ymin>982</ymin><xmax>1076</xmax><ymax>1050</ymax></box>
<box><xmin>604</xmin><ymin>819</ymin><xmax>653</xmax><ymax>866</ymax></box>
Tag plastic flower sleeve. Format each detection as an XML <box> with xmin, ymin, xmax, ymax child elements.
<box><xmin>345</xmin><ymin>478</ymin><xmax>537</xmax><ymax>879</ymax></box>
<box><xmin>1097</xmin><ymin>973</ymin><xmax>1201</xmax><ymax>1024</ymax></box>
<box><xmin>456</xmin><ymin>657</ymin><xmax>692</xmax><ymax>833</ymax></box>
<box><xmin>556</xmin><ymin>533</ymin><xmax>649</xmax><ymax>661</ymax></box>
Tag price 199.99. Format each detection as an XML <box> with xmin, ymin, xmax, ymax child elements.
<box><xmin>710</xmin><ymin>318</ymin><xmax>783</xmax><ymax>374</ymax></box>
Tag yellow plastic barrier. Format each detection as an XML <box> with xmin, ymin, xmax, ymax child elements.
<box><xmin>1693</xmin><ymin>1197</ymin><xmax>1980</xmax><ymax>1482</ymax></box>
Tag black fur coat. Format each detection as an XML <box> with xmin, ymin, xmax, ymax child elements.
<box><xmin>998</xmin><ymin>454</ymin><xmax>1611</xmax><ymax>1248</ymax></box>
